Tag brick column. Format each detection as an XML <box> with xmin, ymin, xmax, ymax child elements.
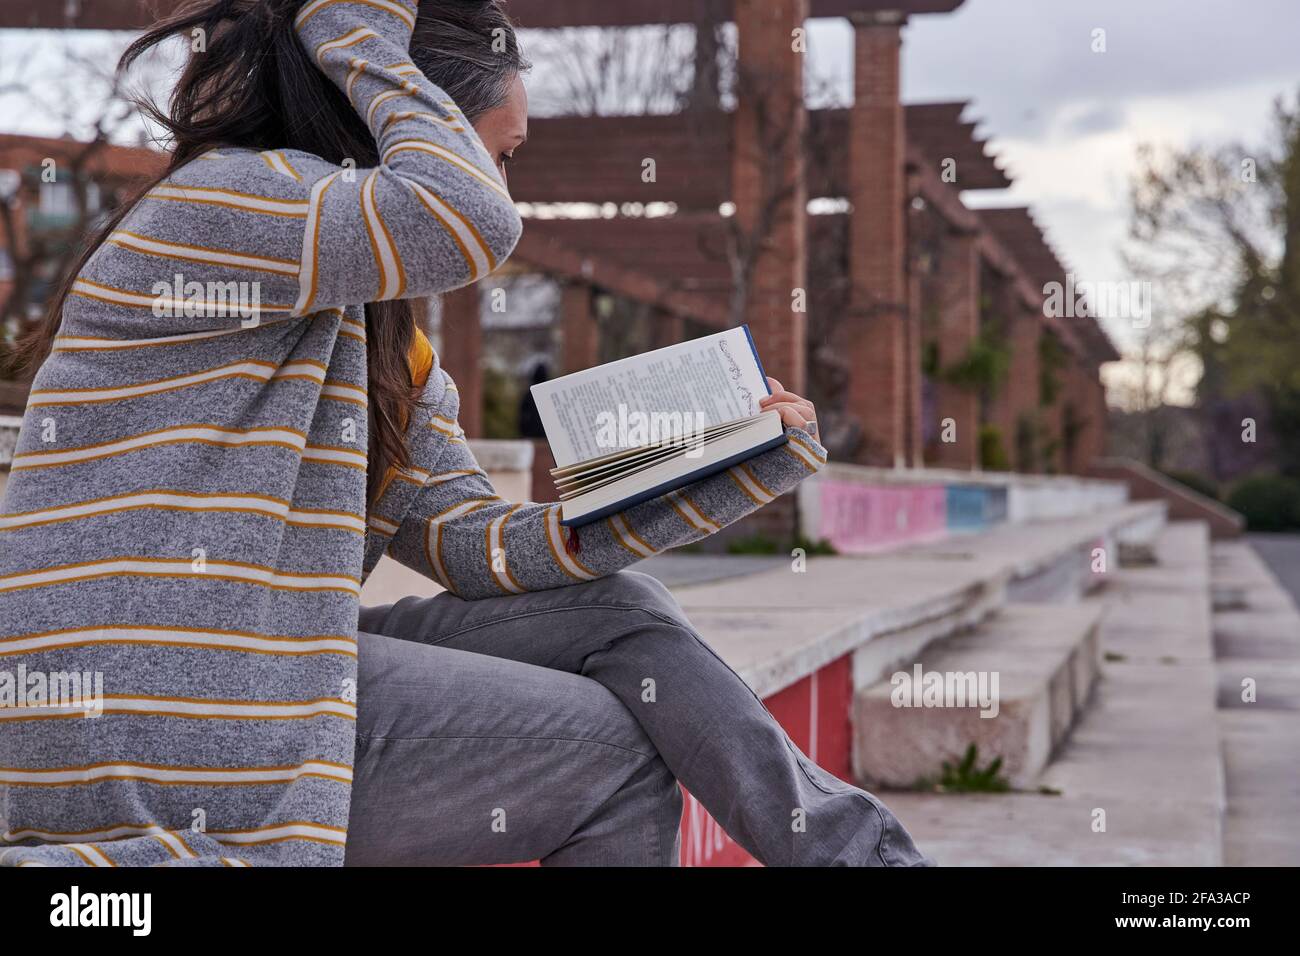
<box><xmin>560</xmin><ymin>280</ymin><xmax>597</xmax><ymax>374</ymax></box>
<box><xmin>1087</xmin><ymin>372</ymin><xmax>1109</xmax><ymax>465</ymax></box>
<box><xmin>929</xmin><ymin>229</ymin><xmax>980</xmax><ymax>469</ymax></box>
<box><xmin>846</xmin><ymin>13</ymin><xmax>907</xmax><ymax>466</ymax></box>
<box><xmin>439</xmin><ymin>286</ymin><xmax>482</xmax><ymax>438</ymax></box>
<box><xmin>652</xmin><ymin>309</ymin><xmax>686</xmax><ymax>350</ymax></box>
<box><xmin>1038</xmin><ymin>328</ymin><xmax>1067</xmax><ymax>473</ymax></box>
<box><xmin>732</xmin><ymin>0</ymin><xmax>808</xmax><ymax>395</ymax></box>
<box><xmin>1006</xmin><ymin>301</ymin><xmax>1042</xmax><ymax>472</ymax></box>
<box><xmin>904</xmin><ymin>179</ymin><xmax>924</xmax><ymax>467</ymax></box>
<box><xmin>983</xmin><ymin>273</ymin><xmax>1016</xmax><ymax>465</ymax></box>
<box><xmin>1063</xmin><ymin>361</ymin><xmax>1107</xmax><ymax>473</ymax></box>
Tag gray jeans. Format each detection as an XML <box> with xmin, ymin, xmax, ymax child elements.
<box><xmin>346</xmin><ymin>570</ymin><xmax>929</xmax><ymax>866</ymax></box>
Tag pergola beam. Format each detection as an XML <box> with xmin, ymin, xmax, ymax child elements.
<box><xmin>0</xmin><ymin>0</ymin><xmax>963</xmax><ymax>31</ymax></box>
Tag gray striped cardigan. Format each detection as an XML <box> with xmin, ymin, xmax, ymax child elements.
<box><xmin>0</xmin><ymin>0</ymin><xmax>827</xmax><ymax>866</ymax></box>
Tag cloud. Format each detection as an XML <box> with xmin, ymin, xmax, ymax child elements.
<box><xmin>1063</xmin><ymin>102</ymin><xmax>1126</xmax><ymax>138</ymax></box>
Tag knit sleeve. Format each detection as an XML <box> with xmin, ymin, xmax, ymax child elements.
<box><xmin>287</xmin><ymin>0</ymin><xmax>522</xmax><ymax>313</ymax></box>
<box><xmin>384</xmin><ymin>379</ymin><xmax>829</xmax><ymax>600</ymax></box>
<box><xmin>75</xmin><ymin>0</ymin><xmax>520</xmax><ymax>335</ymax></box>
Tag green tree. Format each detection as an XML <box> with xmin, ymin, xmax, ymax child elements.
<box><xmin>1126</xmin><ymin>89</ymin><xmax>1300</xmax><ymax>477</ymax></box>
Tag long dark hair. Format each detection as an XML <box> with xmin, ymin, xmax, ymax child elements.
<box><xmin>14</xmin><ymin>0</ymin><xmax>525</xmax><ymax>510</ymax></box>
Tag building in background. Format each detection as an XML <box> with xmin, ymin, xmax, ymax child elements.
<box><xmin>0</xmin><ymin>132</ymin><xmax>165</xmax><ymax>412</ymax></box>
<box><xmin>0</xmin><ymin>0</ymin><xmax>1119</xmax><ymax>536</ymax></box>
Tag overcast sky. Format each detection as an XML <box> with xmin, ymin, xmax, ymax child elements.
<box><xmin>2</xmin><ymin>0</ymin><xmax>1296</xmax><ymax>367</ymax></box>
<box><xmin>896</xmin><ymin>0</ymin><xmax>1297</xmax><ymax>283</ymax></box>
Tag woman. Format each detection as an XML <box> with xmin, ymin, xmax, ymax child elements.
<box><xmin>0</xmin><ymin>0</ymin><xmax>928</xmax><ymax>867</ymax></box>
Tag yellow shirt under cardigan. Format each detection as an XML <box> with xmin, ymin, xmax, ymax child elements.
<box><xmin>409</xmin><ymin>326</ymin><xmax>434</xmax><ymax>390</ymax></box>
<box><xmin>374</xmin><ymin>325</ymin><xmax>435</xmax><ymax>500</ymax></box>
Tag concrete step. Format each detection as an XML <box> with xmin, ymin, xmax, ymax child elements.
<box><xmin>881</xmin><ymin>521</ymin><xmax>1224</xmax><ymax>866</ymax></box>
<box><xmin>1212</xmin><ymin>539</ymin><xmax>1300</xmax><ymax>865</ymax></box>
<box><xmin>854</xmin><ymin>601</ymin><xmax>1104</xmax><ymax>790</ymax></box>
<box><xmin>674</xmin><ymin>501</ymin><xmax>1162</xmax><ymax>700</ymax></box>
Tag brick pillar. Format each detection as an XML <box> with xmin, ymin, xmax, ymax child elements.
<box><xmin>983</xmin><ymin>273</ymin><xmax>1016</xmax><ymax>465</ymax></box>
<box><xmin>930</xmin><ymin>229</ymin><xmax>980</xmax><ymax>469</ymax></box>
<box><xmin>0</xmin><ymin>184</ymin><xmax>31</xmax><ymax>345</ymax></box>
<box><xmin>1006</xmin><ymin>301</ymin><xmax>1042</xmax><ymax>472</ymax></box>
<box><xmin>439</xmin><ymin>286</ymin><xmax>481</xmax><ymax>438</ymax></box>
<box><xmin>1039</xmin><ymin>328</ymin><xmax>1066</xmax><ymax>474</ymax></box>
<box><xmin>560</xmin><ymin>281</ymin><xmax>597</xmax><ymax>374</ymax></box>
<box><xmin>846</xmin><ymin>13</ymin><xmax>906</xmax><ymax>466</ymax></box>
<box><xmin>904</xmin><ymin>176</ymin><xmax>924</xmax><ymax>467</ymax></box>
<box><xmin>732</xmin><ymin>0</ymin><xmax>808</xmax><ymax>395</ymax></box>
<box><xmin>652</xmin><ymin>309</ymin><xmax>686</xmax><ymax>350</ymax></box>
<box><xmin>1088</xmin><ymin>372</ymin><xmax>1109</xmax><ymax>464</ymax></box>
<box><xmin>1064</xmin><ymin>360</ymin><xmax>1107</xmax><ymax>473</ymax></box>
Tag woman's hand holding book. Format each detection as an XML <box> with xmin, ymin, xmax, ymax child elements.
<box><xmin>760</xmin><ymin>377</ymin><xmax>818</xmax><ymax>437</ymax></box>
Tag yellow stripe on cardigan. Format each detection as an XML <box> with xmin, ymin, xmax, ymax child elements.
<box><xmin>545</xmin><ymin>505</ymin><xmax>599</xmax><ymax>581</ymax></box>
<box><xmin>52</xmin><ymin>326</ymin><xmax>249</xmax><ymax>352</ymax></box>
<box><xmin>407</xmin><ymin>180</ymin><xmax>491</xmax><ymax>281</ymax></box>
<box><xmin>294</xmin><ymin>171</ymin><xmax>342</xmax><ymax>315</ymax></box>
<box><xmin>382</xmin><ymin>139</ymin><xmax>510</xmax><ymax>201</ymax></box>
<box><xmin>0</xmin><ymin>759</ymin><xmax>353</xmax><ymax>788</ymax></box>
<box><xmin>0</xmin><ymin>625</ymin><xmax>356</xmax><ymax>659</ymax></box>
<box><xmin>26</xmin><ymin>359</ymin><xmax>324</xmax><ymax>407</ymax></box>
<box><xmin>784</xmin><ymin>434</ymin><xmax>826</xmax><ymax>472</ymax></box>
<box><xmin>667</xmin><ymin>490</ymin><xmax>720</xmax><ymax>535</ymax></box>
<box><xmin>0</xmin><ymin>488</ymin><xmax>365</xmax><ymax>535</ymax></box>
<box><xmin>422</xmin><ymin>498</ymin><xmax>492</xmax><ymax>594</ymax></box>
<box><xmin>70</xmin><ymin>278</ymin><xmax>293</xmax><ymax>315</ymax></box>
<box><xmin>486</xmin><ymin>503</ymin><xmax>527</xmax><ymax>594</ymax></box>
<box><xmin>0</xmin><ymin>695</ymin><xmax>356</xmax><ymax>723</ymax></box>
<box><xmin>366</xmin><ymin>86</ymin><xmax>419</xmax><ymax>127</ymax></box>
<box><xmin>361</xmin><ymin>168</ymin><xmax>407</xmax><ymax>299</ymax></box>
<box><xmin>311</xmin><ymin>25</ymin><xmax>379</xmax><ymax>65</ymax></box>
<box><xmin>298</xmin><ymin>0</ymin><xmax>414</xmax><ymax>32</ymax></box>
<box><xmin>0</xmin><ymin>557</ymin><xmax>362</xmax><ymax>597</ymax></box>
<box><xmin>10</xmin><ymin>424</ymin><xmax>309</xmax><ymax>471</ymax></box>
<box><xmin>143</xmin><ymin>184</ymin><xmax>309</xmax><ymax>217</ymax></box>
<box><xmin>107</xmin><ymin>229</ymin><xmax>301</xmax><ymax>276</ymax></box>
<box><xmin>610</xmin><ymin>512</ymin><xmax>657</xmax><ymax>558</ymax></box>
<box><xmin>260</xmin><ymin>151</ymin><xmax>303</xmax><ymax>182</ymax></box>
<box><xmin>382</xmin><ymin>109</ymin><xmax>465</xmax><ymax>134</ymax></box>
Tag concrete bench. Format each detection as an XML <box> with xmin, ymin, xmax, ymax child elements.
<box><xmin>879</xmin><ymin>521</ymin><xmax>1224</xmax><ymax>866</ymax></box>
<box><xmin>854</xmin><ymin>602</ymin><xmax>1103</xmax><ymax>790</ymax></box>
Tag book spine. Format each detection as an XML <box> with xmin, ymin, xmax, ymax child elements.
<box><xmin>740</xmin><ymin>324</ymin><xmax>773</xmax><ymax>396</ymax></box>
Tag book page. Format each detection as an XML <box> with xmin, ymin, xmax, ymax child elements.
<box><xmin>530</xmin><ymin>326</ymin><xmax>770</xmax><ymax>467</ymax></box>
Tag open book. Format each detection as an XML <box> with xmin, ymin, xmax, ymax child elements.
<box><xmin>530</xmin><ymin>326</ymin><xmax>787</xmax><ymax>527</ymax></box>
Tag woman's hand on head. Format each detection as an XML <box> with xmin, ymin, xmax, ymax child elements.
<box><xmin>759</xmin><ymin>377</ymin><xmax>818</xmax><ymax>438</ymax></box>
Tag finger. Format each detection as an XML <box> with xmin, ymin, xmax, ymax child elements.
<box><xmin>766</xmin><ymin>376</ymin><xmax>784</xmax><ymax>396</ymax></box>
<box><xmin>766</xmin><ymin>395</ymin><xmax>817</xmax><ymax>425</ymax></box>
<box><xmin>768</xmin><ymin>403</ymin><xmax>811</xmax><ymax>430</ymax></box>
<box><xmin>761</xmin><ymin>388</ymin><xmax>806</xmax><ymax>407</ymax></box>
<box><xmin>761</xmin><ymin>391</ymin><xmax>816</xmax><ymax>423</ymax></box>
<box><xmin>779</xmin><ymin>407</ymin><xmax>812</xmax><ymax>431</ymax></box>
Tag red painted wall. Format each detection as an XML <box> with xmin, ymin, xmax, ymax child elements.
<box><xmin>679</xmin><ymin>653</ymin><xmax>854</xmax><ymax>866</ymax></box>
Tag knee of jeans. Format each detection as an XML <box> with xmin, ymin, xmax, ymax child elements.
<box><xmin>867</xmin><ymin>793</ymin><xmax>933</xmax><ymax>867</ymax></box>
<box><xmin>603</xmin><ymin>570</ymin><xmax>691</xmax><ymax>628</ymax></box>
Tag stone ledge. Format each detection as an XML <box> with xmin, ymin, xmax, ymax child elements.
<box><xmin>854</xmin><ymin>602</ymin><xmax>1103</xmax><ymax>789</ymax></box>
<box><xmin>679</xmin><ymin>502</ymin><xmax>1164</xmax><ymax>698</ymax></box>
